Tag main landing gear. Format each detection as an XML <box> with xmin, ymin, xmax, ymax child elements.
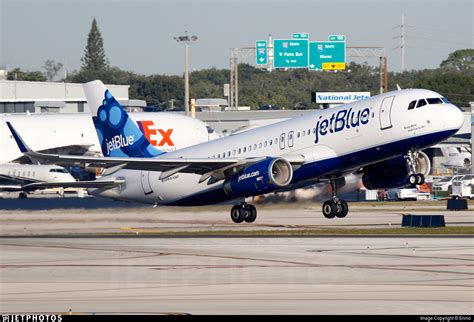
<box><xmin>322</xmin><ymin>179</ymin><xmax>349</xmax><ymax>219</ymax></box>
<box><xmin>407</xmin><ymin>150</ymin><xmax>425</xmax><ymax>187</ymax></box>
<box><xmin>230</xmin><ymin>203</ymin><xmax>257</xmax><ymax>223</ymax></box>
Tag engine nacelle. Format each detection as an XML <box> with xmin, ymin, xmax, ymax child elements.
<box><xmin>362</xmin><ymin>151</ymin><xmax>430</xmax><ymax>190</ymax></box>
<box><xmin>223</xmin><ymin>157</ymin><xmax>293</xmax><ymax>197</ymax></box>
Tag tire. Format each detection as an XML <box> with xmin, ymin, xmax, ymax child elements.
<box><xmin>244</xmin><ymin>205</ymin><xmax>257</xmax><ymax>223</ymax></box>
<box><xmin>408</xmin><ymin>174</ymin><xmax>417</xmax><ymax>186</ymax></box>
<box><xmin>19</xmin><ymin>192</ymin><xmax>28</xmax><ymax>199</ymax></box>
<box><xmin>416</xmin><ymin>174</ymin><xmax>425</xmax><ymax>185</ymax></box>
<box><xmin>230</xmin><ymin>205</ymin><xmax>245</xmax><ymax>223</ymax></box>
<box><xmin>322</xmin><ymin>200</ymin><xmax>337</xmax><ymax>219</ymax></box>
<box><xmin>336</xmin><ymin>200</ymin><xmax>349</xmax><ymax>218</ymax></box>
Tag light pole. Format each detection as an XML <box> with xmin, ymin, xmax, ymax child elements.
<box><xmin>174</xmin><ymin>31</ymin><xmax>198</xmax><ymax>116</ymax></box>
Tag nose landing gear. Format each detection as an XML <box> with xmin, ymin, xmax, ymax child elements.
<box><xmin>407</xmin><ymin>150</ymin><xmax>425</xmax><ymax>186</ymax></box>
<box><xmin>230</xmin><ymin>203</ymin><xmax>257</xmax><ymax>223</ymax></box>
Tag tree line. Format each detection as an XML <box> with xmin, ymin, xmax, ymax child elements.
<box><xmin>6</xmin><ymin>19</ymin><xmax>474</xmax><ymax>108</ymax></box>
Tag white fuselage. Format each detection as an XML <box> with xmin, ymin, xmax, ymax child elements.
<box><xmin>0</xmin><ymin>164</ymin><xmax>75</xmax><ymax>187</ymax></box>
<box><xmin>90</xmin><ymin>89</ymin><xmax>464</xmax><ymax>205</ymax></box>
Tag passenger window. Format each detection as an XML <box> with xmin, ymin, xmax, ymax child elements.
<box><xmin>243</xmin><ymin>147</ymin><xmax>246</xmax><ymax>152</ymax></box>
<box><xmin>416</xmin><ymin>99</ymin><xmax>427</xmax><ymax>108</ymax></box>
<box><xmin>227</xmin><ymin>151</ymin><xmax>231</xmax><ymax>157</ymax></box>
<box><xmin>312</xmin><ymin>128</ymin><xmax>316</xmax><ymax>134</ymax></box>
<box><xmin>302</xmin><ymin>130</ymin><xmax>305</xmax><ymax>137</ymax></box>
<box><xmin>297</xmin><ymin>132</ymin><xmax>301</xmax><ymax>138</ymax></box>
<box><xmin>288</xmin><ymin>131</ymin><xmax>294</xmax><ymax>147</ymax></box>
<box><xmin>232</xmin><ymin>149</ymin><xmax>236</xmax><ymax>156</ymax></box>
<box><xmin>269</xmin><ymin>140</ymin><xmax>273</xmax><ymax>146</ymax></box>
<box><xmin>264</xmin><ymin>141</ymin><xmax>268</xmax><ymax>147</ymax></box>
<box><xmin>408</xmin><ymin>100</ymin><xmax>416</xmax><ymax>110</ymax></box>
<box><xmin>217</xmin><ymin>154</ymin><xmax>220</xmax><ymax>158</ymax></box>
<box><xmin>280</xmin><ymin>133</ymin><xmax>286</xmax><ymax>150</ymax></box>
<box><xmin>253</xmin><ymin>144</ymin><xmax>257</xmax><ymax>150</ymax></box>
<box><xmin>248</xmin><ymin>145</ymin><xmax>252</xmax><ymax>151</ymax></box>
<box><xmin>238</xmin><ymin>148</ymin><xmax>241</xmax><ymax>154</ymax></box>
<box><xmin>274</xmin><ymin>138</ymin><xmax>278</xmax><ymax>144</ymax></box>
<box><xmin>307</xmin><ymin>129</ymin><xmax>311</xmax><ymax>135</ymax></box>
<box><xmin>427</xmin><ymin>98</ymin><xmax>442</xmax><ymax>104</ymax></box>
<box><xmin>259</xmin><ymin>142</ymin><xmax>262</xmax><ymax>149</ymax></box>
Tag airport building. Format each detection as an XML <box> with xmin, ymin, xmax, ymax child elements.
<box><xmin>0</xmin><ymin>80</ymin><xmax>145</xmax><ymax>114</ymax></box>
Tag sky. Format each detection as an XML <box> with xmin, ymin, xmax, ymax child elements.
<box><xmin>0</xmin><ymin>0</ymin><xmax>472</xmax><ymax>76</ymax></box>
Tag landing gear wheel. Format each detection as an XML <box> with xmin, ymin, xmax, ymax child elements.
<box><xmin>19</xmin><ymin>192</ymin><xmax>28</xmax><ymax>199</ymax></box>
<box><xmin>230</xmin><ymin>205</ymin><xmax>245</xmax><ymax>223</ymax></box>
<box><xmin>416</xmin><ymin>173</ymin><xmax>425</xmax><ymax>185</ymax></box>
<box><xmin>244</xmin><ymin>205</ymin><xmax>257</xmax><ymax>223</ymax></box>
<box><xmin>336</xmin><ymin>200</ymin><xmax>349</xmax><ymax>218</ymax></box>
<box><xmin>322</xmin><ymin>200</ymin><xmax>337</xmax><ymax>219</ymax></box>
<box><xmin>408</xmin><ymin>174</ymin><xmax>418</xmax><ymax>186</ymax></box>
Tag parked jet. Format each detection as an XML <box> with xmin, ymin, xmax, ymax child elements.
<box><xmin>0</xmin><ymin>163</ymin><xmax>122</xmax><ymax>198</ymax></box>
<box><xmin>8</xmin><ymin>81</ymin><xmax>464</xmax><ymax>222</ymax></box>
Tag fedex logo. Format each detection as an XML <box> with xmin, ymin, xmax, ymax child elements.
<box><xmin>137</xmin><ymin>120</ymin><xmax>175</xmax><ymax>147</ymax></box>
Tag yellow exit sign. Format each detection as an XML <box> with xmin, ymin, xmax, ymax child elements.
<box><xmin>322</xmin><ymin>62</ymin><xmax>346</xmax><ymax>70</ymax></box>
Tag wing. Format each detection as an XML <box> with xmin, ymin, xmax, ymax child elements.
<box><xmin>7</xmin><ymin>121</ymin><xmax>306</xmax><ymax>182</ymax></box>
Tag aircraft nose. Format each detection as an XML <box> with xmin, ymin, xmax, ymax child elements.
<box><xmin>450</xmin><ymin>104</ymin><xmax>465</xmax><ymax>130</ymax></box>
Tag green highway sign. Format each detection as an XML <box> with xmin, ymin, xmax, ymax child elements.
<box><xmin>273</xmin><ymin>39</ymin><xmax>309</xmax><ymax>68</ymax></box>
<box><xmin>309</xmin><ymin>41</ymin><xmax>346</xmax><ymax>70</ymax></box>
<box><xmin>292</xmin><ymin>33</ymin><xmax>309</xmax><ymax>39</ymax></box>
<box><xmin>255</xmin><ymin>40</ymin><xmax>268</xmax><ymax>65</ymax></box>
<box><xmin>328</xmin><ymin>35</ymin><xmax>345</xmax><ymax>42</ymax></box>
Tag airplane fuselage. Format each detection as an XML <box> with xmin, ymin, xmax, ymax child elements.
<box><xmin>90</xmin><ymin>89</ymin><xmax>464</xmax><ymax>205</ymax></box>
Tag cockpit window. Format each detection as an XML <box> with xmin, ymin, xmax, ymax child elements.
<box><xmin>416</xmin><ymin>99</ymin><xmax>427</xmax><ymax>108</ymax></box>
<box><xmin>49</xmin><ymin>168</ymin><xmax>69</xmax><ymax>173</ymax></box>
<box><xmin>427</xmin><ymin>98</ymin><xmax>443</xmax><ymax>104</ymax></box>
<box><xmin>408</xmin><ymin>100</ymin><xmax>416</xmax><ymax>110</ymax></box>
<box><xmin>441</xmin><ymin>97</ymin><xmax>451</xmax><ymax>104</ymax></box>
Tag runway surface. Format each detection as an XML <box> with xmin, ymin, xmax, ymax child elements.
<box><xmin>0</xmin><ymin>198</ymin><xmax>473</xmax><ymax>235</ymax></box>
<box><xmin>0</xmin><ymin>237</ymin><xmax>472</xmax><ymax>315</ymax></box>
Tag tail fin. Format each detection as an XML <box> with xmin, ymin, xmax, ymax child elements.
<box><xmin>84</xmin><ymin>80</ymin><xmax>163</xmax><ymax>158</ymax></box>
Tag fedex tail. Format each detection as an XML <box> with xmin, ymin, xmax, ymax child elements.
<box><xmin>84</xmin><ymin>80</ymin><xmax>163</xmax><ymax>158</ymax></box>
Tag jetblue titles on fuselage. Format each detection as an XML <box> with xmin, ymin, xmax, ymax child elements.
<box><xmin>314</xmin><ymin>107</ymin><xmax>370</xmax><ymax>143</ymax></box>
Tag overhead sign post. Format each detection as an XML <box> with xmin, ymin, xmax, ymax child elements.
<box><xmin>273</xmin><ymin>39</ymin><xmax>309</xmax><ymax>68</ymax></box>
<box><xmin>309</xmin><ymin>41</ymin><xmax>346</xmax><ymax>71</ymax></box>
<box><xmin>255</xmin><ymin>40</ymin><xmax>268</xmax><ymax>65</ymax></box>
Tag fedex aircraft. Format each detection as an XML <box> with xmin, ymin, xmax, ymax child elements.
<box><xmin>7</xmin><ymin>81</ymin><xmax>464</xmax><ymax>223</ymax></box>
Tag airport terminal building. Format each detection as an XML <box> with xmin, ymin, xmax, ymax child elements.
<box><xmin>0</xmin><ymin>80</ymin><xmax>145</xmax><ymax>114</ymax></box>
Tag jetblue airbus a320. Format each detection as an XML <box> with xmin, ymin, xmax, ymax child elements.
<box><xmin>8</xmin><ymin>80</ymin><xmax>464</xmax><ymax>223</ymax></box>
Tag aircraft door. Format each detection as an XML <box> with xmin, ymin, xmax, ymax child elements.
<box><xmin>379</xmin><ymin>96</ymin><xmax>395</xmax><ymax>130</ymax></box>
<box><xmin>140</xmin><ymin>171</ymin><xmax>154</xmax><ymax>195</ymax></box>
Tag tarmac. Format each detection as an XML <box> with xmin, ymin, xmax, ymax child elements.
<box><xmin>0</xmin><ymin>196</ymin><xmax>473</xmax><ymax>314</ymax></box>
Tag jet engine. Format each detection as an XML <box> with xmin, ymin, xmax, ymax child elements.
<box><xmin>223</xmin><ymin>157</ymin><xmax>293</xmax><ymax>197</ymax></box>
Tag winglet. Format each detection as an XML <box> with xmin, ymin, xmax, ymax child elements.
<box><xmin>6</xmin><ymin>122</ymin><xmax>32</xmax><ymax>153</ymax></box>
